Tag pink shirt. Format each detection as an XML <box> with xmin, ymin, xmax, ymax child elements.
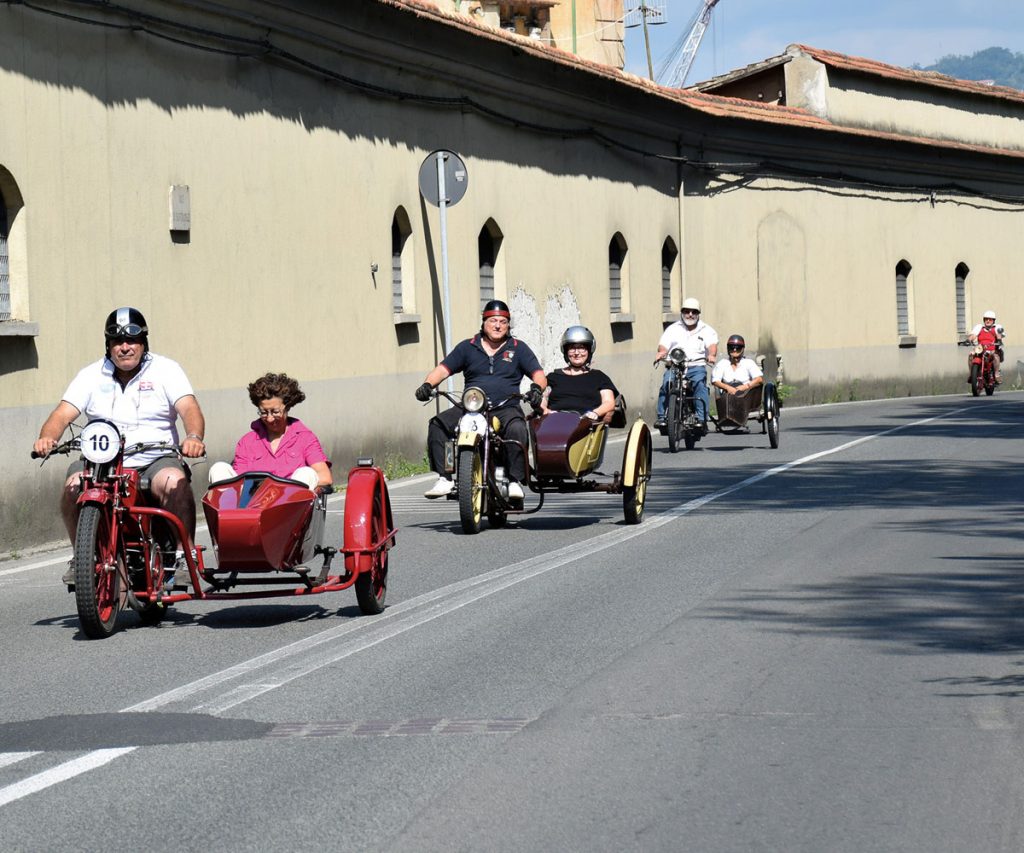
<box><xmin>232</xmin><ymin>418</ymin><xmax>330</xmax><ymax>478</ymax></box>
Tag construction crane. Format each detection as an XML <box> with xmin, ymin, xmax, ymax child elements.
<box><xmin>658</xmin><ymin>0</ymin><xmax>722</xmax><ymax>88</ymax></box>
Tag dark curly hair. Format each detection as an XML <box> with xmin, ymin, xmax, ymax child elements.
<box><xmin>247</xmin><ymin>373</ymin><xmax>306</xmax><ymax>409</ymax></box>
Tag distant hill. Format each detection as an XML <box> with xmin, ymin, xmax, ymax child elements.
<box><xmin>914</xmin><ymin>46</ymin><xmax>1024</xmax><ymax>90</ymax></box>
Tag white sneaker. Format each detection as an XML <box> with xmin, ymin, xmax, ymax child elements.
<box><xmin>507</xmin><ymin>481</ymin><xmax>524</xmax><ymax>500</ymax></box>
<box><xmin>424</xmin><ymin>476</ymin><xmax>455</xmax><ymax>499</ymax></box>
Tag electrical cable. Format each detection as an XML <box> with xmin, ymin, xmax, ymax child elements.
<box><xmin>6</xmin><ymin>0</ymin><xmax>1024</xmax><ymax>208</ymax></box>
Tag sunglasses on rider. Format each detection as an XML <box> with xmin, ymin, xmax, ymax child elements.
<box><xmin>105</xmin><ymin>323</ymin><xmax>147</xmax><ymax>339</ymax></box>
<box><xmin>727</xmin><ymin>345</ymin><xmax>744</xmax><ymax>352</ymax></box>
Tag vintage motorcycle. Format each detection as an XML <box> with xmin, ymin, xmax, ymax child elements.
<box><xmin>34</xmin><ymin>418</ymin><xmax>396</xmax><ymax>639</ymax></box>
<box><xmin>959</xmin><ymin>338</ymin><xmax>1001</xmax><ymax>397</ymax></box>
<box><xmin>657</xmin><ymin>347</ymin><xmax>704</xmax><ymax>451</ymax></box>
<box><xmin>432</xmin><ymin>387</ymin><xmax>651</xmax><ymax>533</ymax></box>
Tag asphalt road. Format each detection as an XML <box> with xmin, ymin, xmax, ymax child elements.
<box><xmin>2</xmin><ymin>392</ymin><xmax>1022</xmax><ymax>852</ymax></box>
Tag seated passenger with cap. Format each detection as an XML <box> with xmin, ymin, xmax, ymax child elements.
<box><xmin>542</xmin><ymin>326</ymin><xmax>618</xmax><ymax>423</ymax></box>
<box><xmin>209</xmin><ymin>372</ymin><xmax>331</xmax><ymax>491</ymax></box>
<box><xmin>711</xmin><ymin>334</ymin><xmax>764</xmax><ymax>398</ymax></box>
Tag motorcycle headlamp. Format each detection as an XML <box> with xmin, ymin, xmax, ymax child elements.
<box><xmin>462</xmin><ymin>387</ymin><xmax>486</xmax><ymax>413</ymax></box>
<box><xmin>668</xmin><ymin>347</ymin><xmax>686</xmax><ymax>367</ymax></box>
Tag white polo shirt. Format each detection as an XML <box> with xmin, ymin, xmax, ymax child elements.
<box><xmin>62</xmin><ymin>353</ymin><xmax>195</xmax><ymax>466</ymax></box>
<box><xmin>659</xmin><ymin>320</ymin><xmax>719</xmax><ymax>366</ymax></box>
<box><xmin>712</xmin><ymin>357</ymin><xmax>763</xmax><ymax>385</ymax></box>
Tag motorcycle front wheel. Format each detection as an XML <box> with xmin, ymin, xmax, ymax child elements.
<box><xmin>457</xmin><ymin>447</ymin><xmax>484</xmax><ymax>534</ymax></box>
<box><xmin>74</xmin><ymin>504</ymin><xmax>126</xmax><ymax>639</ymax></box>
<box><xmin>970</xmin><ymin>363</ymin><xmax>981</xmax><ymax>397</ymax></box>
<box><xmin>666</xmin><ymin>391</ymin><xmax>680</xmax><ymax>453</ymax></box>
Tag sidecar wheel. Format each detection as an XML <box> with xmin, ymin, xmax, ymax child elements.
<box><xmin>970</xmin><ymin>364</ymin><xmax>981</xmax><ymax>396</ymax></box>
<box><xmin>355</xmin><ymin>490</ymin><xmax>388</xmax><ymax>614</ymax></box>
<box><xmin>457</xmin><ymin>448</ymin><xmax>484</xmax><ymax>534</ymax></box>
<box><xmin>766</xmin><ymin>386</ymin><xmax>781</xmax><ymax>449</ymax></box>
<box><xmin>623</xmin><ymin>431</ymin><xmax>651</xmax><ymax>525</ymax></box>
<box><xmin>74</xmin><ymin>505</ymin><xmax>125</xmax><ymax>639</ymax></box>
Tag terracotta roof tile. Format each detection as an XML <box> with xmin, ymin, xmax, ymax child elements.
<box><xmin>793</xmin><ymin>44</ymin><xmax>1024</xmax><ymax>106</ymax></box>
<box><xmin>377</xmin><ymin>2</ymin><xmax>1024</xmax><ymax>161</ymax></box>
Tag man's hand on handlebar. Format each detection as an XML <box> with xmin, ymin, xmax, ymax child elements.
<box><xmin>32</xmin><ymin>437</ymin><xmax>59</xmax><ymax>459</ymax></box>
<box><xmin>524</xmin><ymin>383</ymin><xmax>543</xmax><ymax>408</ymax></box>
<box><xmin>180</xmin><ymin>436</ymin><xmax>206</xmax><ymax>458</ymax></box>
<box><xmin>414</xmin><ymin>382</ymin><xmax>433</xmax><ymax>402</ymax></box>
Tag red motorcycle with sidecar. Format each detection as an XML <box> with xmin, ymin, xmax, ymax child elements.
<box><xmin>34</xmin><ymin>418</ymin><xmax>396</xmax><ymax>639</ymax></box>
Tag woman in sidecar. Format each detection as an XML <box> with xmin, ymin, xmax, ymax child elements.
<box><xmin>711</xmin><ymin>334</ymin><xmax>780</xmax><ymax>448</ymax></box>
<box><xmin>209</xmin><ymin>372</ymin><xmax>332</xmax><ymax>490</ymax></box>
<box><xmin>530</xmin><ymin>326</ymin><xmax>650</xmax><ymax>524</ymax></box>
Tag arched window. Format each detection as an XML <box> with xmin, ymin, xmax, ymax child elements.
<box><xmin>955</xmin><ymin>262</ymin><xmax>969</xmax><ymax>335</ymax></box>
<box><xmin>391</xmin><ymin>207</ymin><xmax>413</xmax><ymax>314</ymax></box>
<box><xmin>0</xmin><ymin>188</ymin><xmax>9</xmax><ymax>321</ymax></box>
<box><xmin>478</xmin><ymin>219</ymin><xmax>504</xmax><ymax>308</ymax></box>
<box><xmin>895</xmin><ymin>259</ymin><xmax>912</xmax><ymax>336</ymax></box>
<box><xmin>661</xmin><ymin>237</ymin><xmax>678</xmax><ymax>314</ymax></box>
<box><xmin>609</xmin><ymin>232</ymin><xmax>628</xmax><ymax>314</ymax></box>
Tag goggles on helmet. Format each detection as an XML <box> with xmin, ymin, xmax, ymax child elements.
<box><xmin>105</xmin><ymin>323</ymin><xmax>147</xmax><ymax>339</ymax></box>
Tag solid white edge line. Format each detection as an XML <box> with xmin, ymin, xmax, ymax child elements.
<box><xmin>0</xmin><ymin>748</ymin><xmax>136</xmax><ymax>808</ymax></box>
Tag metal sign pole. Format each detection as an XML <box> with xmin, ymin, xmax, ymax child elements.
<box><xmin>436</xmin><ymin>151</ymin><xmax>454</xmax><ymax>393</ymax></box>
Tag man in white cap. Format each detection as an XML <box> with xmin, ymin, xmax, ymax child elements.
<box><xmin>654</xmin><ymin>297</ymin><xmax>718</xmax><ymax>432</ymax></box>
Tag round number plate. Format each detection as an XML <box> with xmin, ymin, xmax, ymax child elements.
<box><xmin>80</xmin><ymin>420</ymin><xmax>121</xmax><ymax>464</ymax></box>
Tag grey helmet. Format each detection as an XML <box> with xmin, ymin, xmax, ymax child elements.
<box><xmin>560</xmin><ymin>325</ymin><xmax>596</xmax><ymax>363</ymax></box>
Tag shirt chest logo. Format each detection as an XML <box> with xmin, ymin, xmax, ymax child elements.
<box><xmin>139</xmin><ymin>381</ymin><xmax>154</xmax><ymax>392</ymax></box>
<box><xmin>502</xmin><ymin>351</ymin><xmax>514</xmax><ymax>362</ymax></box>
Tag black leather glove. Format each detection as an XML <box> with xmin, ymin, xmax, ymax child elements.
<box><xmin>414</xmin><ymin>382</ymin><xmax>433</xmax><ymax>402</ymax></box>
<box><xmin>524</xmin><ymin>383</ymin><xmax>543</xmax><ymax>408</ymax></box>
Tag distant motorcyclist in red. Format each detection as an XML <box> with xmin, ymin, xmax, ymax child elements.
<box><xmin>414</xmin><ymin>300</ymin><xmax>547</xmax><ymax>500</ymax></box>
<box><xmin>968</xmin><ymin>310</ymin><xmax>1005</xmax><ymax>383</ymax></box>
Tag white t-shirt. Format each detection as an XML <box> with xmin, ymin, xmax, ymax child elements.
<box><xmin>712</xmin><ymin>357</ymin><xmax>763</xmax><ymax>385</ymax></box>
<box><xmin>62</xmin><ymin>353</ymin><xmax>195</xmax><ymax>466</ymax></box>
<box><xmin>658</xmin><ymin>320</ymin><xmax>719</xmax><ymax>366</ymax></box>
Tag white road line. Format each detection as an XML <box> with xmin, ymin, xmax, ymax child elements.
<box><xmin>0</xmin><ymin>404</ymin><xmax>968</xmax><ymax>807</ymax></box>
<box><xmin>0</xmin><ymin>748</ymin><xmax>135</xmax><ymax>808</ymax></box>
<box><xmin>0</xmin><ymin>752</ymin><xmax>41</xmax><ymax>770</ymax></box>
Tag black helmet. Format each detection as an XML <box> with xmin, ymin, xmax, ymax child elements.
<box><xmin>726</xmin><ymin>334</ymin><xmax>745</xmax><ymax>351</ymax></box>
<box><xmin>481</xmin><ymin>299</ymin><xmax>511</xmax><ymax>321</ymax></box>
<box><xmin>104</xmin><ymin>307</ymin><xmax>149</xmax><ymax>353</ymax></box>
<box><xmin>560</xmin><ymin>325</ymin><xmax>596</xmax><ymax>362</ymax></box>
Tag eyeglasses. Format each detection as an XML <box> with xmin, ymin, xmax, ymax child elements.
<box><xmin>682</xmin><ymin>310</ymin><xmax>699</xmax><ymax>316</ymax></box>
<box><xmin>567</xmin><ymin>345</ymin><xmax>590</xmax><ymax>352</ymax></box>
<box><xmin>105</xmin><ymin>323</ymin><xmax>147</xmax><ymax>338</ymax></box>
<box><xmin>257</xmin><ymin>408</ymin><xmax>285</xmax><ymax>418</ymax></box>
<box><xmin>727</xmin><ymin>346</ymin><xmax>744</xmax><ymax>352</ymax></box>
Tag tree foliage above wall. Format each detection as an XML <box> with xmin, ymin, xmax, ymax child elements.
<box><xmin>915</xmin><ymin>46</ymin><xmax>1024</xmax><ymax>90</ymax></box>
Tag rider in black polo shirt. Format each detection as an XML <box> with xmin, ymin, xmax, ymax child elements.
<box><xmin>415</xmin><ymin>300</ymin><xmax>547</xmax><ymax>500</ymax></box>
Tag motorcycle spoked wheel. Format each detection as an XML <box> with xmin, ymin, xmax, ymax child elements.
<box><xmin>74</xmin><ymin>504</ymin><xmax>127</xmax><ymax>639</ymax></box>
<box><xmin>355</xmin><ymin>490</ymin><xmax>389</xmax><ymax>614</ymax></box>
<box><xmin>970</xmin><ymin>363</ymin><xmax>981</xmax><ymax>397</ymax></box>
<box><xmin>666</xmin><ymin>390</ymin><xmax>680</xmax><ymax>453</ymax></box>
<box><xmin>135</xmin><ymin>532</ymin><xmax>168</xmax><ymax>625</ymax></box>
<box><xmin>457</xmin><ymin>447</ymin><xmax>485</xmax><ymax>534</ymax></box>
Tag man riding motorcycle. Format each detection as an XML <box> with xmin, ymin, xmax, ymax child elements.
<box><xmin>415</xmin><ymin>300</ymin><xmax>547</xmax><ymax>500</ymax></box>
<box><xmin>968</xmin><ymin>309</ymin><xmax>1005</xmax><ymax>384</ymax></box>
<box><xmin>654</xmin><ymin>297</ymin><xmax>718</xmax><ymax>433</ymax></box>
<box><xmin>33</xmin><ymin>307</ymin><xmax>206</xmax><ymax>587</ymax></box>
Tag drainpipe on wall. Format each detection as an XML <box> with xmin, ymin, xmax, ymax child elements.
<box><xmin>572</xmin><ymin>0</ymin><xmax>577</xmax><ymax>54</ymax></box>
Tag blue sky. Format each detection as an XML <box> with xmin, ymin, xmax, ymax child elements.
<box><xmin>623</xmin><ymin>1</ymin><xmax>1024</xmax><ymax>84</ymax></box>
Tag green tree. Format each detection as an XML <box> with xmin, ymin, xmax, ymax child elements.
<box><xmin>915</xmin><ymin>46</ymin><xmax>1024</xmax><ymax>90</ymax></box>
